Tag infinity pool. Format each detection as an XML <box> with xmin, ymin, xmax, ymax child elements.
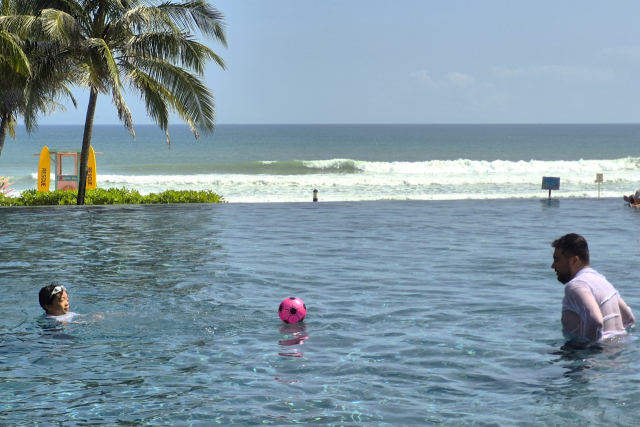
<box><xmin>1</xmin><ymin>200</ymin><xmax>639</xmax><ymax>426</ymax></box>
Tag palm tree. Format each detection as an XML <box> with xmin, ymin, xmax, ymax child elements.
<box><xmin>32</xmin><ymin>0</ymin><xmax>227</xmax><ymax>204</ymax></box>
<box><xmin>0</xmin><ymin>28</ymin><xmax>30</xmax><ymax>156</ymax></box>
<box><xmin>0</xmin><ymin>10</ymin><xmax>76</xmax><ymax>159</ymax></box>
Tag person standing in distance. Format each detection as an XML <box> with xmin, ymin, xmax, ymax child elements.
<box><xmin>551</xmin><ymin>233</ymin><xmax>635</xmax><ymax>343</ymax></box>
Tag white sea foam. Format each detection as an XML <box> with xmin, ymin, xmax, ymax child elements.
<box><xmin>27</xmin><ymin>157</ymin><xmax>640</xmax><ymax>202</ymax></box>
<box><xmin>302</xmin><ymin>157</ymin><xmax>640</xmax><ymax>174</ymax></box>
<box><xmin>95</xmin><ymin>158</ymin><xmax>639</xmax><ymax>202</ymax></box>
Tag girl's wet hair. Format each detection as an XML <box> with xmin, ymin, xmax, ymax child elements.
<box><xmin>38</xmin><ymin>282</ymin><xmax>65</xmax><ymax>311</ymax></box>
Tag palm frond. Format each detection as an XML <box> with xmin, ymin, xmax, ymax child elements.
<box><xmin>39</xmin><ymin>8</ymin><xmax>82</xmax><ymax>43</ymax></box>
<box><xmin>112</xmin><ymin>85</ymin><xmax>135</xmax><ymax>137</ymax></box>
<box><xmin>59</xmin><ymin>83</ymin><xmax>77</xmax><ymax>107</ymax></box>
<box><xmin>155</xmin><ymin>0</ymin><xmax>227</xmax><ymax>45</ymax></box>
<box><xmin>7</xmin><ymin>113</ymin><xmax>16</xmax><ymax>139</ymax></box>
<box><xmin>0</xmin><ymin>14</ymin><xmax>46</xmax><ymax>40</ymax></box>
<box><xmin>124</xmin><ymin>32</ymin><xmax>224</xmax><ymax>72</ymax></box>
<box><xmin>127</xmin><ymin>56</ymin><xmax>215</xmax><ymax>137</ymax></box>
<box><xmin>0</xmin><ymin>30</ymin><xmax>31</xmax><ymax>76</ymax></box>
<box><xmin>124</xmin><ymin>62</ymin><xmax>174</xmax><ymax>146</ymax></box>
<box><xmin>120</xmin><ymin>4</ymin><xmax>181</xmax><ymax>35</ymax></box>
<box><xmin>86</xmin><ymin>37</ymin><xmax>121</xmax><ymax>87</ymax></box>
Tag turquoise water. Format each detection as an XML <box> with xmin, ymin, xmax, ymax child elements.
<box><xmin>2</xmin><ymin>199</ymin><xmax>639</xmax><ymax>425</ymax></box>
<box><xmin>2</xmin><ymin>124</ymin><xmax>640</xmax><ymax>201</ymax></box>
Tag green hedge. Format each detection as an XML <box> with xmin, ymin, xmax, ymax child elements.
<box><xmin>0</xmin><ymin>188</ymin><xmax>225</xmax><ymax>206</ymax></box>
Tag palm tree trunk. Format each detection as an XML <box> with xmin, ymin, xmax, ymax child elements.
<box><xmin>77</xmin><ymin>87</ymin><xmax>99</xmax><ymax>205</ymax></box>
<box><xmin>0</xmin><ymin>113</ymin><xmax>10</xmax><ymax>160</ymax></box>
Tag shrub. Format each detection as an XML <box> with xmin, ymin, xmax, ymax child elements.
<box><xmin>0</xmin><ymin>188</ymin><xmax>225</xmax><ymax>206</ymax></box>
<box><xmin>84</xmin><ymin>188</ymin><xmax>144</xmax><ymax>205</ymax></box>
<box><xmin>141</xmin><ymin>189</ymin><xmax>225</xmax><ymax>204</ymax></box>
<box><xmin>0</xmin><ymin>194</ymin><xmax>20</xmax><ymax>206</ymax></box>
<box><xmin>15</xmin><ymin>189</ymin><xmax>78</xmax><ymax>206</ymax></box>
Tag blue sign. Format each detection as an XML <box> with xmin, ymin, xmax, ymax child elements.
<box><xmin>542</xmin><ymin>177</ymin><xmax>560</xmax><ymax>190</ymax></box>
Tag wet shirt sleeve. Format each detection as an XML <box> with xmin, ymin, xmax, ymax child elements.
<box><xmin>562</xmin><ymin>281</ymin><xmax>598</xmax><ymax>336</ymax></box>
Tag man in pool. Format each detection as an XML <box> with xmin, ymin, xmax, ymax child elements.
<box><xmin>551</xmin><ymin>233</ymin><xmax>635</xmax><ymax>343</ymax></box>
<box><xmin>39</xmin><ymin>282</ymin><xmax>70</xmax><ymax>316</ymax></box>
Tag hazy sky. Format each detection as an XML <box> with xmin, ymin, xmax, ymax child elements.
<box><xmin>39</xmin><ymin>0</ymin><xmax>640</xmax><ymax>125</ymax></box>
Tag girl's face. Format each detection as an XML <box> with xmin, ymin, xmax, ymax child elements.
<box><xmin>45</xmin><ymin>291</ymin><xmax>69</xmax><ymax>316</ymax></box>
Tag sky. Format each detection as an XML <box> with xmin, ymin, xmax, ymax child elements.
<box><xmin>38</xmin><ymin>0</ymin><xmax>640</xmax><ymax>125</ymax></box>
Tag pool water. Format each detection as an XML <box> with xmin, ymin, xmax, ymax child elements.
<box><xmin>1</xmin><ymin>199</ymin><xmax>639</xmax><ymax>426</ymax></box>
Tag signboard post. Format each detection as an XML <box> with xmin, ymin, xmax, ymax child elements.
<box><xmin>595</xmin><ymin>173</ymin><xmax>603</xmax><ymax>198</ymax></box>
<box><xmin>542</xmin><ymin>177</ymin><xmax>560</xmax><ymax>199</ymax></box>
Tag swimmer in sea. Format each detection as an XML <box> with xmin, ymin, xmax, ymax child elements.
<box><xmin>623</xmin><ymin>190</ymin><xmax>640</xmax><ymax>205</ymax></box>
<box><xmin>551</xmin><ymin>233</ymin><xmax>635</xmax><ymax>344</ymax></box>
<box><xmin>39</xmin><ymin>282</ymin><xmax>76</xmax><ymax>321</ymax></box>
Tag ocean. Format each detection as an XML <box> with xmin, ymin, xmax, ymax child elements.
<box><xmin>1</xmin><ymin>124</ymin><xmax>640</xmax><ymax>202</ymax></box>
<box><xmin>2</xmin><ymin>124</ymin><xmax>640</xmax><ymax>426</ymax></box>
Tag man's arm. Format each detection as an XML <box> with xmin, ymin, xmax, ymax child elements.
<box><xmin>564</xmin><ymin>285</ymin><xmax>604</xmax><ymax>342</ymax></box>
<box><xmin>619</xmin><ymin>297</ymin><xmax>635</xmax><ymax>328</ymax></box>
<box><xmin>561</xmin><ymin>310</ymin><xmax>583</xmax><ymax>335</ymax></box>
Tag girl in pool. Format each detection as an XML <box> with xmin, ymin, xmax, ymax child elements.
<box><xmin>38</xmin><ymin>282</ymin><xmax>76</xmax><ymax>321</ymax></box>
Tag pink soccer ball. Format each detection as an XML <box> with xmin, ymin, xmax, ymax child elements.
<box><xmin>278</xmin><ymin>297</ymin><xmax>307</xmax><ymax>324</ymax></box>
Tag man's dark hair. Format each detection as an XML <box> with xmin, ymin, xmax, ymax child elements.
<box><xmin>552</xmin><ymin>233</ymin><xmax>590</xmax><ymax>264</ymax></box>
<box><xmin>38</xmin><ymin>282</ymin><xmax>60</xmax><ymax>312</ymax></box>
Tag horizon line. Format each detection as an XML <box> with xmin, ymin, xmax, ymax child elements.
<box><xmin>25</xmin><ymin>122</ymin><xmax>640</xmax><ymax>126</ymax></box>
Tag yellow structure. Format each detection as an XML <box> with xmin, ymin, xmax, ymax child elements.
<box><xmin>36</xmin><ymin>146</ymin><xmax>98</xmax><ymax>191</ymax></box>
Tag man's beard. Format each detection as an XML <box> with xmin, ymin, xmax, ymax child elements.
<box><xmin>556</xmin><ymin>271</ymin><xmax>571</xmax><ymax>284</ymax></box>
